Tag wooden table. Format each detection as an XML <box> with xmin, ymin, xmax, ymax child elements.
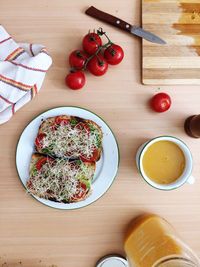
<box><xmin>0</xmin><ymin>1</ymin><xmax>200</xmax><ymax>267</ymax></box>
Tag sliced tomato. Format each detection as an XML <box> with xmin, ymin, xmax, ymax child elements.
<box><xmin>26</xmin><ymin>180</ymin><xmax>33</xmax><ymax>189</ymax></box>
<box><xmin>75</xmin><ymin>122</ymin><xmax>90</xmax><ymax>135</ymax></box>
<box><xmin>35</xmin><ymin>133</ymin><xmax>46</xmax><ymax>148</ymax></box>
<box><xmin>83</xmin><ymin>123</ymin><xmax>90</xmax><ymax>134</ymax></box>
<box><xmin>50</xmin><ymin>124</ymin><xmax>57</xmax><ymax>131</ymax></box>
<box><xmin>55</xmin><ymin>116</ymin><xmax>69</xmax><ymax>125</ymax></box>
<box><xmin>36</xmin><ymin>158</ymin><xmax>47</xmax><ymax>170</ymax></box>
<box><xmin>80</xmin><ymin>148</ymin><xmax>99</xmax><ymax>162</ymax></box>
<box><xmin>36</xmin><ymin>157</ymin><xmax>54</xmax><ymax>171</ymax></box>
<box><xmin>71</xmin><ymin>182</ymin><xmax>88</xmax><ymax>201</ymax></box>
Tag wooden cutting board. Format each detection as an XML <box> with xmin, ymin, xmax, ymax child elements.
<box><xmin>142</xmin><ymin>0</ymin><xmax>200</xmax><ymax>85</ymax></box>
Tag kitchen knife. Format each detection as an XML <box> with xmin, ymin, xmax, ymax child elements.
<box><xmin>85</xmin><ymin>6</ymin><xmax>166</xmax><ymax>45</ymax></box>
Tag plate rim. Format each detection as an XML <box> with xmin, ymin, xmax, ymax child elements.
<box><xmin>15</xmin><ymin>105</ymin><xmax>120</xmax><ymax>210</ymax></box>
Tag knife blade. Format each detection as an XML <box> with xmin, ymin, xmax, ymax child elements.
<box><xmin>85</xmin><ymin>6</ymin><xmax>166</xmax><ymax>45</ymax></box>
<box><xmin>131</xmin><ymin>26</ymin><xmax>166</xmax><ymax>44</ymax></box>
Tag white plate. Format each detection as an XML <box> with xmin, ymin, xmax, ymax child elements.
<box><xmin>16</xmin><ymin>106</ymin><xmax>120</xmax><ymax>210</ymax></box>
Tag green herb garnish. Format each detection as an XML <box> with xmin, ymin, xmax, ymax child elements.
<box><xmin>70</xmin><ymin>119</ymin><xmax>78</xmax><ymax>126</ymax></box>
<box><xmin>42</xmin><ymin>148</ymin><xmax>51</xmax><ymax>154</ymax></box>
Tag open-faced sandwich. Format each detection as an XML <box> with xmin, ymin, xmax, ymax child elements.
<box><xmin>27</xmin><ymin>153</ymin><xmax>96</xmax><ymax>203</ymax></box>
<box><xmin>35</xmin><ymin>115</ymin><xmax>103</xmax><ymax>162</ymax></box>
<box><xmin>27</xmin><ymin>115</ymin><xmax>103</xmax><ymax>204</ymax></box>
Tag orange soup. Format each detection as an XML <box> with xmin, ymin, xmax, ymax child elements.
<box><xmin>142</xmin><ymin>141</ymin><xmax>185</xmax><ymax>184</ymax></box>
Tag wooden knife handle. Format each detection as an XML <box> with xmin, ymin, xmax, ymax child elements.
<box><xmin>85</xmin><ymin>6</ymin><xmax>132</xmax><ymax>33</ymax></box>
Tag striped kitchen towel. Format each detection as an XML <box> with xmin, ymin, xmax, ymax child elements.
<box><xmin>0</xmin><ymin>25</ymin><xmax>52</xmax><ymax>124</ymax></box>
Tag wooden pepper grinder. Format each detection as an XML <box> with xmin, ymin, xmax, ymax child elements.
<box><xmin>184</xmin><ymin>115</ymin><xmax>200</xmax><ymax>138</ymax></box>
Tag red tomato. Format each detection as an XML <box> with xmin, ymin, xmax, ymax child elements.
<box><xmin>75</xmin><ymin>122</ymin><xmax>90</xmax><ymax>135</ymax></box>
<box><xmin>35</xmin><ymin>133</ymin><xmax>46</xmax><ymax>148</ymax></box>
<box><xmin>65</xmin><ymin>71</ymin><xmax>86</xmax><ymax>90</ymax></box>
<box><xmin>55</xmin><ymin>116</ymin><xmax>69</xmax><ymax>125</ymax></box>
<box><xmin>36</xmin><ymin>157</ymin><xmax>53</xmax><ymax>171</ymax></box>
<box><xmin>71</xmin><ymin>182</ymin><xmax>88</xmax><ymax>200</ymax></box>
<box><xmin>80</xmin><ymin>148</ymin><xmax>99</xmax><ymax>162</ymax></box>
<box><xmin>27</xmin><ymin>180</ymin><xmax>33</xmax><ymax>189</ymax></box>
<box><xmin>151</xmin><ymin>93</ymin><xmax>171</xmax><ymax>113</ymax></box>
<box><xmin>69</xmin><ymin>50</ymin><xmax>87</xmax><ymax>70</ymax></box>
<box><xmin>87</xmin><ymin>55</ymin><xmax>108</xmax><ymax>76</ymax></box>
<box><xmin>51</xmin><ymin>124</ymin><xmax>57</xmax><ymax>131</ymax></box>
<box><xmin>104</xmin><ymin>44</ymin><xmax>124</xmax><ymax>65</ymax></box>
<box><xmin>82</xmin><ymin>33</ymin><xmax>102</xmax><ymax>55</ymax></box>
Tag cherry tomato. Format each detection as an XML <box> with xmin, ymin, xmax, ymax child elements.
<box><xmin>151</xmin><ymin>93</ymin><xmax>171</xmax><ymax>113</ymax></box>
<box><xmin>87</xmin><ymin>55</ymin><xmax>108</xmax><ymax>76</ymax></box>
<box><xmin>80</xmin><ymin>148</ymin><xmax>99</xmax><ymax>162</ymax></box>
<box><xmin>71</xmin><ymin>182</ymin><xmax>88</xmax><ymax>201</ymax></box>
<box><xmin>104</xmin><ymin>44</ymin><xmax>124</xmax><ymax>65</ymax></box>
<box><xmin>36</xmin><ymin>157</ymin><xmax>53</xmax><ymax>171</ymax></box>
<box><xmin>27</xmin><ymin>180</ymin><xmax>33</xmax><ymax>189</ymax></box>
<box><xmin>82</xmin><ymin>33</ymin><xmax>102</xmax><ymax>55</ymax></box>
<box><xmin>35</xmin><ymin>133</ymin><xmax>46</xmax><ymax>148</ymax></box>
<box><xmin>69</xmin><ymin>50</ymin><xmax>87</xmax><ymax>70</ymax></box>
<box><xmin>65</xmin><ymin>71</ymin><xmax>86</xmax><ymax>90</ymax></box>
<box><xmin>55</xmin><ymin>116</ymin><xmax>69</xmax><ymax>125</ymax></box>
<box><xmin>75</xmin><ymin>122</ymin><xmax>90</xmax><ymax>135</ymax></box>
<box><xmin>50</xmin><ymin>124</ymin><xmax>57</xmax><ymax>131</ymax></box>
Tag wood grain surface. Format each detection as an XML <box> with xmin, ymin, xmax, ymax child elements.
<box><xmin>142</xmin><ymin>0</ymin><xmax>200</xmax><ymax>85</ymax></box>
<box><xmin>0</xmin><ymin>1</ymin><xmax>200</xmax><ymax>267</ymax></box>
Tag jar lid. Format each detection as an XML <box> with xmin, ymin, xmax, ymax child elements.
<box><xmin>96</xmin><ymin>254</ymin><xmax>128</xmax><ymax>267</ymax></box>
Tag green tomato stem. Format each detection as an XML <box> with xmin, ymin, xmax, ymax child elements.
<box><xmin>83</xmin><ymin>41</ymin><xmax>112</xmax><ymax>69</ymax></box>
<box><xmin>77</xmin><ymin>29</ymin><xmax>113</xmax><ymax>70</ymax></box>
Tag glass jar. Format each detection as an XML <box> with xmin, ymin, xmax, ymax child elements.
<box><xmin>124</xmin><ymin>214</ymin><xmax>200</xmax><ymax>267</ymax></box>
<box><xmin>156</xmin><ymin>258</ymin><xmax>197</xmax><ymax>267</ymax></box>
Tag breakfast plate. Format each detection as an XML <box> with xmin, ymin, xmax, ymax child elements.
<box><xmin>16</xmin><ymin>106</ymin><xmax>120</xmax><ymax>210</ymax></box>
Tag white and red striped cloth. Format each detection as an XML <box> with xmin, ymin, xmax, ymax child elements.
<box><xmin>0</xmin><ymin>25</ymin><xmax>52</xmax><ymax>124</ymax></box>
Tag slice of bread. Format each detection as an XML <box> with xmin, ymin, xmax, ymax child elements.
<box><xmin>35</xmin><ymin>115</ymin><xmax>103</xmax><ymax>161</ymax></box>
<box><xmin>27</xmin><ymin>153</ymin><xmax>96</xmax><ymax>203</ymax></box>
